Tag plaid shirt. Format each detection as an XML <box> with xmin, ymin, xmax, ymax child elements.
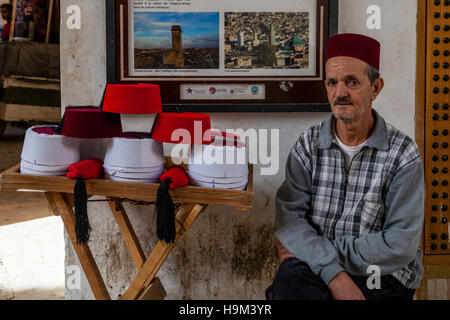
<box><xmin>275</xmin><ymin>110</ymin><xmax>425</xmax><ymax>289</ymax></box>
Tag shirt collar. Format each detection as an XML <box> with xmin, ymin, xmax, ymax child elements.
<box><xmin>317</xmin><ymin>109</ymin><xmax>389</xmax><ymax>151</ymax></box>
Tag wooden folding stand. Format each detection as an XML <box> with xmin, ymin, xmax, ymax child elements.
<box><xmin>0</xmin><ymin>162</ymin><xmax>254</xmax><ymax>300</ymax></box>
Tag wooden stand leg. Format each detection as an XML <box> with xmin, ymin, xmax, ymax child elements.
<box><xmin>139</xmin><ymin>277</ymin><xmax>167</xmax><ymax>300</ymax></box>
<box><xmin>121</xmin><ymin>204</ymin><xmax>206</xmax><ymax>300</ymax></box>
<box><xmin>108</xmin><ymin>199</ymin><xmax>146</xmax><ymax>270</ymax></box>
<box><xmin>48</xmin><ymin>192</ymin><xmax>111</xmax><ymax>300</ymax></box>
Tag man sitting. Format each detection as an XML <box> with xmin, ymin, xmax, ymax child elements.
<box><xmin>266</xmin><ymin>33</ymin><xmax>425</xmax><ymax>300</ymax></box>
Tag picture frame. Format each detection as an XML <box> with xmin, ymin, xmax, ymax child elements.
<box><xmin>106</xmin><ymin>0</ymin><xmax>338</xmax><ymax>112</ymax></box>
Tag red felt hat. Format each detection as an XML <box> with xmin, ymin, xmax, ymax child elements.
<box><xmin>102</xmin><ymin>84</ymin><xmax>163</xmax><ymax>114</ymax></box>
<box><xmin>151</xmin><ymin>112</ymin><xmax>212</xmax><ymax>145</ymax></box>
<box><xmin>32</xmin><ymin>127</ymin><xmax>60</xmax><ymax>135</ymax></box>
<box><xmin>325</xmin><ymin>33</ymin><xmax>381</xmax><ymax>70</ymax></box>
<box><xmin>59</xmin><ymin>107</ymin><xmax>123</xmax><ymax>139</ymax></box>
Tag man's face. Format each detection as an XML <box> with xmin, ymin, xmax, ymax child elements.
<box><xmin>1</xmin><ymin>7</ymin><xmax>11</xmax><ymax>21</ymax></box>
<box><xmin>324</xmin><ymin>56</ymin><xmax>377</xmax><ymax>124</ymax></box>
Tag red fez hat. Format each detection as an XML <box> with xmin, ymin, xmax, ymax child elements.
<box><xmin>102</xmin><ymin>84</ymin><xmax>162</xmax><ymax>114</ymax></box>
<box><xmin>151</xmin><ymin>112</ymin><xmax>212</xmax><ymax>145</ymax></box>
<box><xmin>58</xmin><ymin>107</ymin><xmax>123</xmax><ymax>139</ymax></box>
<box><xmin>325</xmin><ymin>33</ymin><xmax>381</xmax><ymax>70</ymax></box>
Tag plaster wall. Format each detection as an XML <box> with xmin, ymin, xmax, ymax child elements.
<box><xmin>61</xmin><ymin>0</ymin><xmax>418</xmax><ymax>299</ymax></box>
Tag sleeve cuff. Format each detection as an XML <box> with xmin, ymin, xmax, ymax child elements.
<box><xmin>319</xmin><ymin>260</ymin><xmax>344</xmax><ymax>286</ymax></box>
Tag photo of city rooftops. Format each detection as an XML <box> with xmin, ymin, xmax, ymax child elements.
<box><xmin>225</xmin><ymin>12</ymin><xmax>309</xmax><ymax>70</ymax></box>
<box><xmin>134</xmin><ymin>12</ymin><xmax>220</xmax><ymax>69</ymax></box>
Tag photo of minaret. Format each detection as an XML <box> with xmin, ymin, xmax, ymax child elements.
<box><xmin>163</xmin><ymin>25</ymin><xmax>184</xmax><ymax>68</ymax></box>
<box><xmin>134</xmin><ymin>12</ymin><xmax>220</xmax><ymax>69</ymax></box>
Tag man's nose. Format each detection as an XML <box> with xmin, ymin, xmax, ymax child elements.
<box><xmin>335</xmin><ymin>81</ymin><xmax>349</xmax><ymax>98</ymax></box>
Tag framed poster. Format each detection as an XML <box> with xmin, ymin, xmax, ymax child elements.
<box><xmin>106</xmin><ymin>0</ymin><xmax>338</xmax><ymax>112</ymax></box>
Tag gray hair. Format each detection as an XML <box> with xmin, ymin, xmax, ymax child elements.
<box><xmin>367</xmin><ymin>64</ymin><xmax>380</xmax><ymax>84</ymax></box>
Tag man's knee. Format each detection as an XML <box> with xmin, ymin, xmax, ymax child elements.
<box><xmin>268</xmin><ymin>258</ymin><xmax>330</xmax><ymax>300</ymax></box>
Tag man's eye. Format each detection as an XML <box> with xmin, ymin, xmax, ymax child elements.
<box><xmin>327</xmin><ymin>81</ymin><xmax>336</xmax><ymax>86</ymax></box>
<box><xmin>348</xmin><ymin>80</ymin><xmax>359</xmax><ymax>86</ymax></box>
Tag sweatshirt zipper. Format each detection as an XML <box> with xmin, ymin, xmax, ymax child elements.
<box><xmin>332</xmin><ymin>146</ymin><xmax>369</xmax><ymax>239</ymax></box>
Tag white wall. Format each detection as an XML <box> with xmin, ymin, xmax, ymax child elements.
<box><xmin>61</xmin><ymin>0</ymin><xmax>418</xmax><ymax>299</ymax></box>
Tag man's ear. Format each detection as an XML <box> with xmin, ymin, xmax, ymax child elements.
<box><xmin>371</xmin><ymin>78</ymin><xmax>384</xmax><ymax>101</ymax></box>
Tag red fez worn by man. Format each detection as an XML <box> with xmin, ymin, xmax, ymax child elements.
<box><xmin>267</xmin><ymin>33</ymin><xmax>425</xmax><ymax>301</ymax></box>
<box><xmin>325</xmin><ymin>33</ymin><xmax>381</xmax><ymax>70</ymax></box>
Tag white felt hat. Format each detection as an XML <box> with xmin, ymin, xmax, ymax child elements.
<box><xmin>104</xmin><ymin>173</ymin><xmax>159</xmax><ymax>183</ymax></box>
<box><xmin>104</xmin><ymin>136</ymin><xmax>164</xmax><ymax>168</ymax></box>
<box><xmin>188</xmin><ymin>144</ymin><xmax>248</xmax><ymax>178</ymax></box>
<box><xmin>187</xmin><ymin>170</ymin><xmax>247</xmax><ymax>184</ymax></box>
<box><xmin>103</xmin><ymin>163</ymin><xmax>164</xmax><ymax>174</ymax></box>
<box><xmin>104</xmin><ymin>168</ymin><xmax>164</xmax><ymax>180</ymax></box>
<box><xmin>21</xmin><ymin>125</ymin><xmax>80</xmax><ymax>166</ymax></box>
<box><xmin>189</xmin><ymin>178</ymin><xmax>248</xmax><ymax>190</ymax></box>
<box><xmin>20</xmin><ymin>159</ymin><xmax>70</xmax><ymax>172</ymax></box>
<box><xmin>20</xmin><ymin>166</ymin><xmax>67</xmax><ymax>176</ymax></box>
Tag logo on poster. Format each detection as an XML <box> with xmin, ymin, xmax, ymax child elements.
<box><xmin>251</xmin><ymin>86</ymin><xmax>259</xmax><ymax>95</ymax></box>
<box><xmin>210</xmin><ymin>87</ymin><xmax>216</xmax><ymax>94</ymax></box>
<box><xmin>186</xmin><ymin>88</ymin><xmax>193</xmax><ymax>94</ymax></box>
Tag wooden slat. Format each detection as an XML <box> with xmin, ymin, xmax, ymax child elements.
<box><xmin>1</xmin><ymin>163</ymin><xmax>253</xmax><ymax>212</ymax></box>
<box><xmin>415</xmin><ymin>0</ymin><xmax>426</xmax><ymax>161</ymax></box>
<box><xmin>4</xmin><ymin>77</ymin><xmax>61</xmax><ymax>90</ymax></box>
<box><xmin>416</xmin><ymin>0</ymin><xmax>427</xmax><ymax>254</ymax></box>
<box><xmin>247</xmin><ymin>163</ymin><xmax>254</xmax><ymax>193</ymax></box>
<box><xmin>0</xmin><ymin>102</ymin><xmax>61</xmax><ymax>123</ymax></box>
<box><xmin>50</xmin><ymin>192</ymin><xmax>111</xmax><ymax>300</ymax></box>
<box><xmin>138</xmin><ymin>278</ymin><xmax>167</xmax><ymax>300</ymax></box>
<box><xmin>108</xmin><ymin>199</ymin><xmax>146</xmax><ymax>269</ymax></box>
<box><xmin>427</xmin><ymin>279</ymin><xmax>436</xmax><ymax>300</ymax></box>
<box><xmin>45</xmin><ymin>192</ymin><xmax>60</xmax><ymax>216</ymax></box>
<box><xmin>120</xmin><ymin>204</ymin><xmax>205</xmax><ymax>300</ymax></box>
<box><xmin>447</xmin><ymin>279</ymin><xmax>450</xmax><ymax>300</ymax></box>
<box><xmin>425</xmin><ymin>265</ymin><xmax>450</xmax><ymax>279</ymax></box>
<box><xmin>424</xmin><ymin>255</ymin><xmax>450</xmax><ymax>265</ymax></box>
<box><xmin>415</xmin><ymin>275</ymin><xmax>428</xmax><ymax>300</ymax></box>
<box><xmin>435</xmin><ymin>279</ymin><xmax>448</xmax><ymax>299</ymax></box>
<box><xmin>0</xmin><ymin>164</ymin><xmax>20</xmax><ymax>176</ymax></box>
<box><xmin>0</xmin><ymin>164</ymin><xmax>21</xmax><ymax>192</ymax></box>
<box><xmin>9</xmin><ymin>0</ymin><xmax>17</xmax><ymax>41</ymax></box>
<box><xmin>45</xmin><ymin>0</ymin><xmax>55</xmax><ymax>44</ymax></box>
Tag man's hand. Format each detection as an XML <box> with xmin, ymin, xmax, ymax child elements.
<box><xmin>278</xmin><ymin>243</ymin><xmax>295</xmax><ymax>262</ymax></box>
<box><xmin>328</xmin><ymin>271</ymin><xmax>366</xmax><ymax>300</ymax></box>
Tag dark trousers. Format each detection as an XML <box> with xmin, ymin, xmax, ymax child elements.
<box><xmin>266</xmin><ymin>258</ymin><xmax>416</xmax><ymax>300</ymax></box>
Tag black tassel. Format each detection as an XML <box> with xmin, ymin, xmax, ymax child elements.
<box><xmin>155</xmin><ymin>178</ymin><xmax>176</xmax><ymax>243</ymax></box>
<box><xmin>74</xmin><ymin>177</ymin><xmax>91</xmax><ymax>244</ymax></box>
